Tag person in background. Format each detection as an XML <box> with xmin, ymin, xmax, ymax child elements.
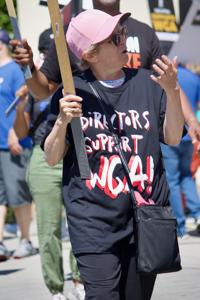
<box><xmin>0</xmin><ymin>29</ymin><xmax>35</xmax><ymax>261</ymax></box>
<box><xmin>14</xmin><ymin>29</ymin><xmax>66</xmax><ymax>300</ymax></box>
<box><xmin>191</xmin><ymin>141</ymin><xmax>200</xmax><ymax>197</ymax></box>
<box><xmin>161</xmin><ymin>63</ymin><xmax>200</xmax><ymax>237</ymax></box>
<box><xmin>190</xmin><ymin>65</ymin><xmax>200</xmax><ymax>197</ymax></box>
<box><xmin>43</xmin><ymin>9</ymin><xmax>184</xmax><ymax>300</ymax></box>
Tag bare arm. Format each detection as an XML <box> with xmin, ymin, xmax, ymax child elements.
<box><xmin>10</xmin><ymin>39</ymin><xmax>58</xmax><ymax>99</ymax></box>
<box><xmin>163</xmin><ymin>87</ymin><xmax>184</xmax><ymax>145</ymax></box>
<box><xmin>44</xmin><ymin>94</ymin><xmax>83</xmax><ymax>166</ymax></box>
<box><xmin>151</xmin><ymin>55</ymin><xmax>184</xmax><ymax>145</ymax></box>
<box><xmin>14</xmin><ymin>108</ymin><xmax>30</xmax><ymax>140</ymax></box>
<box><xmin>26</xmin><ymin>68</ymin><xmax>58</xmax><ymax>99</ymax></box>
<box><xmin>14</xmin><ymin>86</ymin><xmax>30</xmax><ymax>139</ymax></box>
<box><xmin>8</xmin><ymin>128</ymin><xmax>23</xmax><ymax>156</ymax></box>
<box><xmin>180</xmin><ymin>88</ymin><xmax>194</xmax><ymax>122</ymax></box>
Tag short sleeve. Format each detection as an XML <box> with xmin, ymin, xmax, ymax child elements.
<box><xmin>40</xmin><ymin>86</ymin><xmax>62</xmax><ymax>150</ymax></box>
<box><xmin>13</xmin><ymin>64</ymin><xmax>25</xmax><ymax>93</ymax></box>
<box><xmin>40</xmin><ymin>25</ymin><xmax>80</xmax><ymax>83</ymax></box>
<box><xmin>150</xmin><ymin>30</ymin><xmax>163</xmax><ymax>65</ymax></box>
<box><xmin>40</xmin><ymin>41</ymin><xmax>62</xmax><ymax>84</ymax></box>
<box><xmin>24</xmin><ymin>94</ymin><xmax>34</xmax><ymax>114</ymax></box>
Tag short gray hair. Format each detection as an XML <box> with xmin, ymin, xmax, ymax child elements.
<box><xmin>79</xmin><ymin>44</ymin><xmax>99</xmax><ymax>70</ymax></box>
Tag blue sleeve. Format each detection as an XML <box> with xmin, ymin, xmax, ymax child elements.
<box><xmin>40</xmin><ymin>86</ymin><xmax>63</xmax><ymax>150</ymax></box>
<box><xmin>198</xmin><ymin>80</ymin><xmax>200</xmax><ymax>101</ymax></box>
<box><xmin>12</xmin><ymin>63</ymin><xmax>25</xmax><ymax>93</ymax></box>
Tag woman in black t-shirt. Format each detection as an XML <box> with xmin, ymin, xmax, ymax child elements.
<box><xmin>43</xmin><ymin>9</ymin><xmax>184</xmax><ymax>300</ymax></box>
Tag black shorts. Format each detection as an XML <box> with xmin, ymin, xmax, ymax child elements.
<box><xmin>0</xmin><ymin>149</ymin><xmax>32</xmax><ymax>207</ymax></box>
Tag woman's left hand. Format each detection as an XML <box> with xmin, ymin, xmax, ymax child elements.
<box><xmin>150</xmin><ymin>55</ymin><xmax>179</xmax><ymax>92</ymax></box>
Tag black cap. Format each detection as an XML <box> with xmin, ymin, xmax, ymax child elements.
<box><xmin>0</xmin><ymin>29</ymin><xmax>10</xmax><ymax>45</ymax></box>
<box><xmin>38</xmin><ymin>28</ymin><xmax>54</xmax><ymax>52</ymax></box>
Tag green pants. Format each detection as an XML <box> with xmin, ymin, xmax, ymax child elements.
<box><xmin>69</xmin><ymin>248</ymin><xmax>81</xmax><ymax>282</ymax></box>
<box><xmin>27</xmin><ymin>146</ymin><xmax>64</xmax><ymax>294</ymax></box>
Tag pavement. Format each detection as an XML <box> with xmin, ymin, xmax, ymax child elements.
<box><xmin>0</xmin><ymin>221</ymin><xmax>200</xmax><ymax>300</ymax></box>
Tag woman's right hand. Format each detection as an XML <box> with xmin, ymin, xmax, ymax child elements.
<box><xmin>58</xmin><ymin>94</ymin><xmax>83</xmax><ymax>124</ymax></box>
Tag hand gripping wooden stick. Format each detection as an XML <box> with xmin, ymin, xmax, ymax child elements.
<box><xmin>47</xmin><ymin>0</ymin><xmax>91</xmax><ymax>179</ymax></box>
<box><xmin>5</xmin><ymin>0</ymin><xmax>32</xmax><ymax>80</ymax></box>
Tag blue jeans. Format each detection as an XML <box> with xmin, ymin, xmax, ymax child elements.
<box><xmin>161</xmin><ymin>141</ymin><xmax>200</xmax><ymax>236</ymax></box>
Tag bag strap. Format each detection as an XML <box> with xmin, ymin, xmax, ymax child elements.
<box><xmin>28</xmin><ymin>103</ymin><xmax>49</xmax><ymax>138</ymax></box>
<box><xmin>88</xmin><ymin>82</ymin><xmax>139</xmax><ymax>217</ymax></box>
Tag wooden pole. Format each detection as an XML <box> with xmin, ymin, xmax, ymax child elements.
<box><xmin>47</xmin><ymin>0</ymin><xmax>90</xmax><ymax>179</ymax></box>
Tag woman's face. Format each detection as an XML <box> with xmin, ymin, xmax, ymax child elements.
<box><xmin>94</xmin><ymin>24</ymin><xmax>128</xmax><ymax>71</ymax></box>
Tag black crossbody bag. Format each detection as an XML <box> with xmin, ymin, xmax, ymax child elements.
<box><xmin>88</xmin><ymin>82</ymin><xmax>182</xmax><ymax>274</ymax></box>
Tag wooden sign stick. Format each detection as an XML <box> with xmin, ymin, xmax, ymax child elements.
<box><xmin>5</xmin><ymin>0</ymin><xmax>32</xmax><ymax>80</ymax></box>
<box><xmin>47</xmin><ymin>0</ymin><xmax>91</xmax><ymax>179</ymax></box>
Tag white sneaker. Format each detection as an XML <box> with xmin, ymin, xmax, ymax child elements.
<box><xmin>185</xmin><ymin>217</ymin><xmax>196</xmax><ymax>231</ymax></box>
<box><xmin>52</xmin><ymin>293</ymin><xmax>67</xmax><ymax>300</ymax></box>
<box><xmin>12</xmin><ymin>239</ymin><xmax>37</xmax><ymax>259</ymax></box>
<box><xmin>196</xmin><ymin>217</ymin><xmax>200</xmax><ymax>233</ymax></box>
<box><xmin>67</xmin><ymin>283</ymin><xmax>85</xmax><ymax>300</ymax></box>
<box><xmin>0</xmin><ymin>242</ymin><xmax>10</xmax><ymax>261</ymax></box>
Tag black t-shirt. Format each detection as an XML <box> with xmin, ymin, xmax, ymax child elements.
<box><xmin>25</xmin><ymin>95</ymin><xmax>50</xmax><ymax>145</ymax></box>
<box><xmin>40</xmin><ymin>25</ymin><xmax>80</xmax><ymax>83</ymax></box>
<box><xmin>44</xmin><ymin>68</ymin><xmax>170</xmax><ymax>254</ymax></box>
<box><xmin>124</xmin><ymin>18</ymin><xmax>162</xmax><ymax>69</ymax></box>
<box><xmin>40</xmin><ymin>17</ymin><xmax>162</xmax><ymax>83</ymax></box>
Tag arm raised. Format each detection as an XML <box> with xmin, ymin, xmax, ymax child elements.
<box><xmin>151</xmin><ymin>55</ymin><xmax>184</xmax><ymax>145</ymax></box>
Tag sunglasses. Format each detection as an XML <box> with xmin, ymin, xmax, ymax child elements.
<box><xmin>108</xmin><ymin>25</ymin><xmax>128</xmax><ymax>47</ymax></box>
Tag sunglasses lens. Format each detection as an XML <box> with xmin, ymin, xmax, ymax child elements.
<box><xmin>112</xmin><ymin>34</ymin><xmax>121</xmax><ymax>46</ymax></box>
<box><xmin>111</xmin><ymin>26</ymin><xmax>128</xmax><ymax>46</ymax></box>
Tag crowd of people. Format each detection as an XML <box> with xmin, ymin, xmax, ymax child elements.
<box><xmin>1</xmin><ymin>1</ymin><xmax>200</xmax><ymax>300</ymax></box>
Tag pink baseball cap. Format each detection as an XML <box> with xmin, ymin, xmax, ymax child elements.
<box><xmin>66</xmin><ymin>9</ymin><xmax>130</xmax><ymax>59</ymax></box>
